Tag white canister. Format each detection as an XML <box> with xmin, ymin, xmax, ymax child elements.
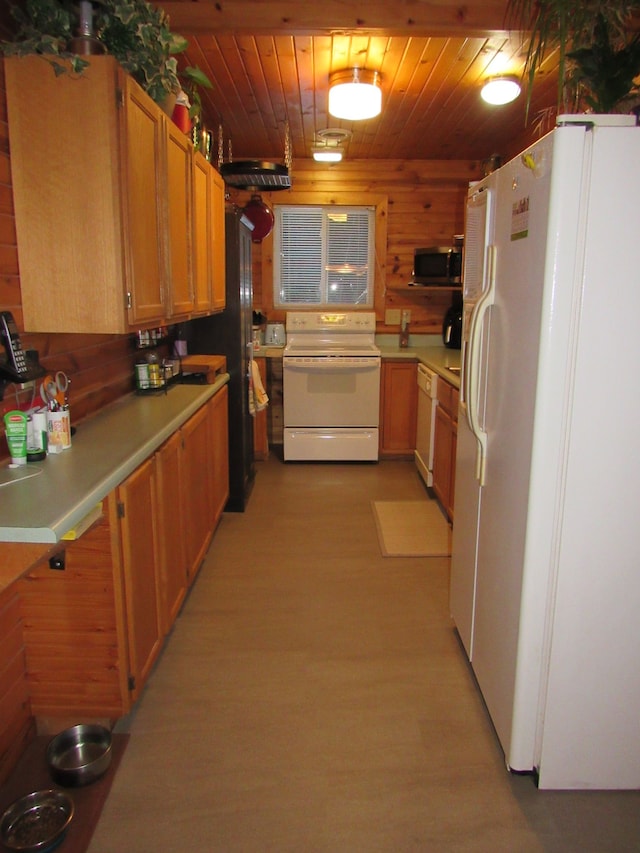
<box><xmin>47</xmin><ymin>409</ymin><xmax>72</xmax><ymax>452</ymax></box>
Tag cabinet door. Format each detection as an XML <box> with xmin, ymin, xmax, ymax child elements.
<box><xmin>5</xmin><ymin>56</ymin><xmax>149</xmax><ymax>333</ymax></box>
<box><xmin>155</xmin><ymin>432</ymin><xmax>188</xmax><ymax>633</ymax></box>
<box><xmin>124</xmin><ymin>80</ymin><xmax>166</xmax><ymax>325</ymax></box>
<box><xmin>165</xmin><ymin>121</ymin><xmax>193</xmax><ymax>317</ymax></box>
<box><xmin>433</xmin><ymin>405</ymin><xmax>453</xmax><ymax>516</ymax></box>
<box><xmin>181</xmin><ymin>403</ymin><xmax>214</xmax><ymax>580</ymax></box>
<box><xmin>17</xmin><ymin>501</ymin><xmax>131</xmax><ymax>720</ymax></box>
<box><xmin>117</xmin><ymin>458</ymin><xmax>162</xmax><ymax>700</ymax></box>
<box><xmin>210</xmin><ymin>385</ymin><xmax>230</xmax><ymax>524</ymax></box>
<box><xmin>379</xmin><ymin>361</ymin><xmax>418</xmax><ymax>457</ymax></box>
<box><xmin>210</xmin><ymin>169</ymin><xmax>226</xmax><ymax>311</ymax></box>
<box><xmin>192</xmin><ymin>153</ymin><xmax>212</xmax><ymax>313</ymax></box>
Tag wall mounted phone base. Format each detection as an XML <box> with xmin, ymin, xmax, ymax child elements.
<box><xmin>0</xmin><ymin>311</ymin><xmax>46</xmax><ymax>399</ymax></box>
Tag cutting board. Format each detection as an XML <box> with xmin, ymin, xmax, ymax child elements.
<box><xmin>180</xmin><ymin>354</ymin><xmax>227</xmax><ymax>383</ymax></box>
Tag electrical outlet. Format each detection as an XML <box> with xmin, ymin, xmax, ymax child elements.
<box><xmin>18</xmin><ymin>380</ymin><xmax>36</xmax><ymax>393</ymax></box>
<box><xmin>385</xmin><ymin>309</ymin><xmax>401</xmax><ymax>325</ymax></box>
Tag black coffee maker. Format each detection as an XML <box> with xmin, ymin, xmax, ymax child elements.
<box><xmin>442</xmin><ymin>292</ymin><xmax>463</xmax><ymax>349</ymax></box>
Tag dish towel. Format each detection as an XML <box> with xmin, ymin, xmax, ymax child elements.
<box><xmin>249</xmin><ymin>359</ymin><xmax>269</xmax><ymax>416</ymax></box>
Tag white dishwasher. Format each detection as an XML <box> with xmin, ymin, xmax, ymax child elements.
<box><xmin>415</xmin><ymin>363</ymin><xmax>438</xmax><ymax>488</ymax></box>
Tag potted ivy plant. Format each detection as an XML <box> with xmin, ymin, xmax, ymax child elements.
<box><xmin>506</xmin><ymin>0</ymin><xmax>640</xmax><ymax>119</ymax></box>
<box><xmin>1</xmin><ymin>0</ymin><xmax>212</xmax><ymax>117</ymax></box>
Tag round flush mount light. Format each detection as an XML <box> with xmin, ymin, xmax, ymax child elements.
<box><xmin>328</xmin><ymin>68</ymin><xmax>382</xmax><ymax>120</ymax></box>
<box><xmin>481</xmin><ymin>76</ymin><xmax>522</xmax><ymax>106</ymax></box>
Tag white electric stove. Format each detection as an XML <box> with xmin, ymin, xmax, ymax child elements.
<box><xmin>283</xmin><ymin>312</ymin><xmax>381</xmax><ymax>461</ymax></box>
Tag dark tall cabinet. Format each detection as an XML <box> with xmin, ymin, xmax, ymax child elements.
<box><xmin>188</xmin><ymin>208</ymin><xmax>255</xmax><ymax>511</ymax></box>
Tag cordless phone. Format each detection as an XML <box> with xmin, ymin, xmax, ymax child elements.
<box><xmin>0</xmin><ymin>311</ymin><xmax>44</xmax><ymax>382</ymax></box>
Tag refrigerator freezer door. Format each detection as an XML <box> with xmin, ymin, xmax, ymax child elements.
<box><xmin>450</xmin><ymin>181</ymin><xmax>494</xmax><ymax>658</ymax></box>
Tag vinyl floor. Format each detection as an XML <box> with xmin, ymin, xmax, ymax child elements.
<box><xmin>88</xmin><ymin>455</ymin><xmax>640</xmax><ymax>852</ymax></box>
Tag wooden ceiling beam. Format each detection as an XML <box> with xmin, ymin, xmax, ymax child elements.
<box><xmin>157</xmin><ymin>1</ymin><xmax>514</xmax><ymax>38</ymax></box>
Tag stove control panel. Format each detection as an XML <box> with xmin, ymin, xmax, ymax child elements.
<box><xmin>286</xmin><ymin>312</ymin><xmax>376</xmax><ymax>333</ymax></box>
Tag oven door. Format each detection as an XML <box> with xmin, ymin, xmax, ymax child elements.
<box><xmin>283</xmin><ymin>355</ymin><xmax>381</xmax><ymax>427</ymax></box>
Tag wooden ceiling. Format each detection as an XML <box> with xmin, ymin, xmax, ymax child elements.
<box><xmin>157</xmin><ymin>0</ymin><xmax>561</xmax><ymax>163</ymax></box>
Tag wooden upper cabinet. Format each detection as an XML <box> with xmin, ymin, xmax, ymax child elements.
<box><xmin>192</xmin><ymin>152</ymin><xmax>212</xmax><ymax>313</ymax></box>
<box><xmin>4</xmin><ymin>55</ymin><xmax>225</xmax><ymax>333</ymax></box>
<box><xmin>192</xmin><ymin>152</ymin><xmax>226</xmax><ymax>315</ymax></box>
<box><xmin>165</xmin><ymin>120</ymin><xmax>193</xmax><ymax>318</ymax></box>
<box><xmin>210</xmin><ymin>168</ymin><xmax>226</xmax><ymax>312</ymax></box>
<box><xmin>123</xmin><ymin>82</ymin><xmax>166</xmax><ymax>325</ymax></box>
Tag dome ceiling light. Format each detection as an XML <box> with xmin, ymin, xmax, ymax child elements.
<box><xmin>481</xmin><ymin>76</ymin><xmax>522</xmax><ymax>106</ymax></box>
<box><xmin>328</xmin><ymin>68</ymin><xmax>382</xmax><ymax>121</ymax></box>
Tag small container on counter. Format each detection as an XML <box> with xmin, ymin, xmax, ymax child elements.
<box><xmin>147</xmin><ymin>353</ymin><xmax>162</xmax><ymax>388</ymax></box>
<box><xmin>4</xmin><ymin>410</ymin><xmax>28</xmax><ymax>465</ymax></box>
<box><xmin>135</xmin><ymin>359</ymin><xmax>150</xmax><ymax>390</ymax></box>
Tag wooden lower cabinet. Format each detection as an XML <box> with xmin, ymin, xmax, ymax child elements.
<box><xmin>17</xmin><ymin>505</ymin><xmax>130</xmax><ymax>720</ymax></box>
<box><xmin>156</xmin><ymin>431</ymin><xmax>188</xmax><ymax>634</ymax></box>
<box><xmin>433</xmin><ymin>378</ymin><xmax>458</xmax><ymax>521</ymax></box>
<box><xmin>0</xmin><ymin>585</ymin><xmax>34</xmax><ymax>786</ymax></box>
<box><xmin>379</xmin><ymin>360</ymin><xmax>418</xmax><ymax>458</ymax></box>
<box><xmin>209</xmin><ymin>385</ymin><xmax>230</xmax><ymax>522</ymax></box>
<box><xmin>115</xmin><ymin>457</ymin><xmax>163</xmax><ymax>701</ymax></box>
<box><xmin>14</xmin><ymin>388</ymin><xmax>229</xmax><ymax>725</ymax></box>
<box><xmin>182</xmin><ymin>403</ymin><xmax>215</xmax><ymax>579</ymax></box>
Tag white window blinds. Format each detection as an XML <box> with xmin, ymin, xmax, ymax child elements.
<box><xmin>274</xmin><ymin>205</ymin><xmax>375</xmax><ymax>307</ymax></box>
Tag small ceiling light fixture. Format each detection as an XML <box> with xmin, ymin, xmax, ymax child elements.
<box><xmin>312</xmin><ymin>128</ymin><xmax>352</xmax><ymax>163</ymax></box>
<box><xmin>312</xmin><ymin>146</ymin><xmax>344</xmax><ymax>162</ymax></box>
<box><xmin>328</xmin><ymin>68</ymin><xmax>382</xmax><ymax>120</ymax></box>
<box><xmin>481</xmin><ymin>76</ymin><xmax>522</xmax><ymax>106</ymax></box>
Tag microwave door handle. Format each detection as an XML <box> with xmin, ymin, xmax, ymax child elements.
<box><xmin>465</xmin><ymin>245</ymin><xmax>496</xmax><ymax>486</ymax></box>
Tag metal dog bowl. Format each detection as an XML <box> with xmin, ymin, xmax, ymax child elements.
<box><xmin>46</xmin><ymin>724</ymin><xmax>112</xmax><ymax>787</ymax></box>
<box><xmin>0</xmin><ymin>789</ymin><xmax>74</xmax><ymax>852</ymax></box>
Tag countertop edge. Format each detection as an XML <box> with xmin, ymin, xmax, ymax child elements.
<box><xmin>0</xmin><ymin>375</ymin><xmax>230</xmax><ymax>546</ymax></box>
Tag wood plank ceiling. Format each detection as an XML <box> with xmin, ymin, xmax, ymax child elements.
<box><xmin>157</xmin><ymin>0</ymin><xmax>561</xmax><ymax>163</ymax></box>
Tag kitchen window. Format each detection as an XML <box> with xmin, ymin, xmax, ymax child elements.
<box><xmin>273</xmin><ymin>205</ymin><xmax>375</xmax><ymax>307</ymax></box>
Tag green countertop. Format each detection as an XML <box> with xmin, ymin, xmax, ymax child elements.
<box><xmin>378</xmin><ymin>344</ymin><xmax>461</xmax><ymax>387</ymax></box>
<box><xmin>253</xmin><ymin>339</ymin><xmax>461</xmax><ymax>387</ymax></box>
<box><xmin>0</xmin><ymin>377</ymin><xmax>229</xmax><ymax>544</ymax></box>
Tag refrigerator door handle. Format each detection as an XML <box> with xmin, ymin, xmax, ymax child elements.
<box><xmin>466</xmin><ymin>244</ymin><xmax>496</xmax><ymax>485</ymax></box>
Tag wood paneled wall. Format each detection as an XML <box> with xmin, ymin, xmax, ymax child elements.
<box><xmin>230</xmin><ymin>156</ymin><xmax>482</xmax><ymax>333</ymax></box>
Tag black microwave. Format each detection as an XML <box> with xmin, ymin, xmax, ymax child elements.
<box><xmin>410</xmin><ymin>246</ymin><xmax>462</xmax><ymax>285</ymax></box>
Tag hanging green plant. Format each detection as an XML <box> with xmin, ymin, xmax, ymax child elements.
<box><xmin>1</xmin><ymin>0</ymin><xmax>212</xmax><ymax>111</ymax></box>
<box><xmin>1</xmin><ymin>0</ymin><xmax>85</xmax><ymax>75</ymax></box>
<box><xmin>506</xmin><ymin>0</ymin><xmax>640</xmax><ymax>119</ymax></box>
<box><xmin>567</xmin><ymin>14</ymin><xmax>640</xmax><ymax>113</ymax></box>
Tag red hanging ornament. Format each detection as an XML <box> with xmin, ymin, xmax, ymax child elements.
<box><xmin>243</xmin><ymin>193</ymin><xmax>275</xmax><ymax>242</ymax></box>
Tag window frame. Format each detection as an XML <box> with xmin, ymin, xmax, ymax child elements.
<box><xmin>258</xmin><ymin>192</ymin><xmax>387</xmax><ymax>320</ymax></box>
<box><xmin>273</xmin><ymin>204</ymin><xmax>376</xmax><ymax>309</ymax></box>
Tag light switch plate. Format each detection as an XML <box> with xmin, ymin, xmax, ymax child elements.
<box><xmin>385</xmin><ymin>309</ymin><xmax>401</xmax><ymax>325</ymax></box>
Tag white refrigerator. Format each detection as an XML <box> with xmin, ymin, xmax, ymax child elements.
<box><xmin>450</xmin><ymin>114</ymin><xmax>640</xmax><ymax>790</ymax></box>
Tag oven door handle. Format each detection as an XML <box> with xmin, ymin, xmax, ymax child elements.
<box><xmin>284</xmin><ymin>358</ymin><xmax>380</xmax><ymax>372</ymax></box>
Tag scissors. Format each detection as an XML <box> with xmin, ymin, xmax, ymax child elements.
<box><xmin>39</xmin><ymin>372</ymin><xmax>70</xmax><ymax>410</ymax></box>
